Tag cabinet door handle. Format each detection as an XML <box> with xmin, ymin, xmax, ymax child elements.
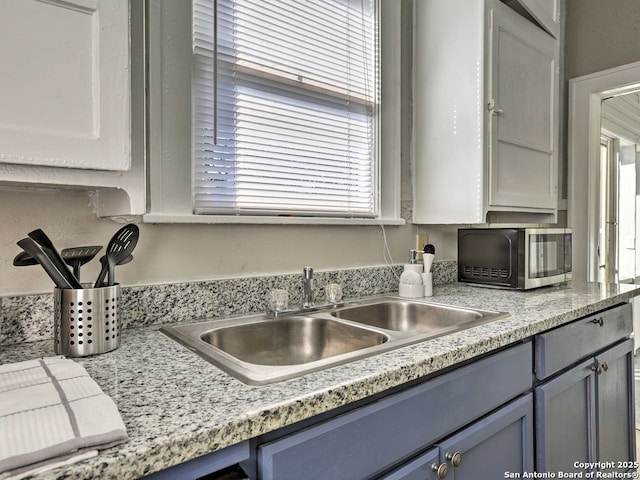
<box><xmin>591</xmin><ymin>317</ymin><xmax>604</xmax><ymax>326</ymax></box>
<box><xmin>487</xmin><ymin>100</ymin><xmax>504</xmax><ymax>116</ymax></box>
<box><xmin>591</xmin><ymin>363</ymin><xmax>603</xmax><ymax>375</ymax></box>
<box><xmin>446</xmin><ymin>451</ymin><xmax>463</xmax><ymax>467</ymax></box>
<box><xmin>432</xmin><ymin>462</ymin><xmax>449</xmax><ymax>479</ymax></box>
<box><xmin>601</xmin><ymin>362</ymin><xmax>609</xmax><ymax>372</ymax></box>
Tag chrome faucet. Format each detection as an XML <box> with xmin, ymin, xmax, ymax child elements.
<box><xmin>266</xmin><ymin>266</ymin><xmax>343</xmax><ymax>318</ymax></box>
<box><xmin>302</xmin><ymin>266</ymin><xmax>314</xmax><ymax>308</ymax></box>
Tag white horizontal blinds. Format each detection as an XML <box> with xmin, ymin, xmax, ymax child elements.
<box><xmin>192</xmin><ymin>0</ymin><xmax>379</xmax><ymax>216</ymax></box>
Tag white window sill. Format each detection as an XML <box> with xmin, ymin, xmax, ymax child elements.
<box><xmin>142</xmin><ymin>213</ymin><xmax>406</xmax><ymax>226</ymax></box>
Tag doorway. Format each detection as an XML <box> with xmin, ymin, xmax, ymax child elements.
<box><xmin>597</xmin><ymin>109</ymin><xmax>640</xmax><ymax>285</ymax></box>
<box><xmin>568</xmin><ymin>60</ymin><xmax>640</xmax><ymax>283</ymax></box>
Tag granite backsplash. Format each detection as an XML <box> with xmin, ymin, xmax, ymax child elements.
<box><xmin>0</xmin><ymin>261</ymin><xmax>457</xmax><ymax>345</ymax></box>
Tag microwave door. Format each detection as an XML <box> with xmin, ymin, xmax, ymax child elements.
<box><xmin>524</xmin><ymin>230</ymin><xmax>570</xmax><ymax>289</ymax></box>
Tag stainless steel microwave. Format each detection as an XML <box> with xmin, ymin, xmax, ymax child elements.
<box><xmin>458</xmin><ymin>228</ymin><xmax>572</xmax><ymax>290</ymax></box>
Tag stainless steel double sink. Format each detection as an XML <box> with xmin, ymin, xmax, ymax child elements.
<box><xmin>160</xmin><ymin>297</ymin><xmax>508</xmax><ymax>385</ymax></box>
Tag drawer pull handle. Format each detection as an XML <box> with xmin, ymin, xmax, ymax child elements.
<box><xmin>432</xmin><ymin>462</ymin><xmax>449</xmax><ymax>479</ymax></box>
<box><xmin>446</xmin><ymin>451</ymin><xmax>463</xmax><ymax>467</ymax></box>
<box><xmin>591</xmin><ymin>317</ymin><xmax>604</xmax><ymax>326</ymax></box>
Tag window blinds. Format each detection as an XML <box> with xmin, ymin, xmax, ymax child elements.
<box><xmin>192</xmin><ymin>0</ymin><xmax>379</xmax><ymax>216</ymax></box>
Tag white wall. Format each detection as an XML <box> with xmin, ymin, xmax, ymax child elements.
<box><xmin>0</xmin><ymin>188</ymin><xmax>460</xmax><ymax>296</ymax></box>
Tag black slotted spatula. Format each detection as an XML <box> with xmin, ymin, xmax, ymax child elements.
<box><xmin>61</xmin><ymin>246</ymin><xmax>102</xmax><ymax>282</ymax></box>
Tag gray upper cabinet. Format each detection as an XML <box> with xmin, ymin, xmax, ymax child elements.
<box><xmin>413</xmin><ymin>0</ymin><xmax>559</xmax><ymax>224</ymax></box>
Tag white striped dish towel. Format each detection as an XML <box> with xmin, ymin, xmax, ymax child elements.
<box><xmin>0</xmin><ymin>356</ymin><xmax>128</xmax><ymax>480</ymax></box>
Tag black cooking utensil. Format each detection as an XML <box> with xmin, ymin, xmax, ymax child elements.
<box><xmin>28</xmin><ymin>229</ymin><xmax>82</xmax><ymax>289</ymax></box>
<box><xmin>14</xmin><ymin>246</ymin><xmax>102</xmax><ymax>273</ymax></box>
<box><xmin>118</xmin><ymin>254</ymin><xmax>134</xmax><ymax>266</ymax></box>
<box><xmin>61</xmin><ymin>246</ymin><xmax>102</xmax><ymax>281</ymax></box>
<box><xmin>94</xmin><ymin>224</ymin><xmax>139</xmax><ymax>288</ymax></box>
<box><xmin>17</xmin><ymin>238</ymin><xmax>74</xmax><ymax>289</ymax></box>
<box><xmin>13</xmin><ymin>250</ymin><xmax>38</xmax><ymax>267</ymax></box>
<box><xmin>94</xmin><ymin>253</ymin><xmax>134</xmax><ymax>288</ymax></box>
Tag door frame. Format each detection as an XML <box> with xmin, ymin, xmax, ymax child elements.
<box><xmin>568</xmin><ymin>61</ymin><xmax>640</xmax><ymax>281</ymax></box>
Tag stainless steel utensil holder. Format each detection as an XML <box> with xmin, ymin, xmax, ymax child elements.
<box><xmin>54</xmin><ymin>284</ymin><xmax>121</xmax><ymax>357</ymax></box>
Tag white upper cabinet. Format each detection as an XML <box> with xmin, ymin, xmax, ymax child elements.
<box><xmin>0</xmin><ymin>0</ymin><xmax>130</xmax><ymax>171</ymax></box>
<box><xmin>413</xmin><ymin>0</ymin><xmax>559</xmax><ymax>224</ymax></box>
<box><xmin>487</xmin><ymin>5</ymin><xmax>558</xmax><ymax>211</ymax></box>
<box><xmin>503</xmin><ymin>0</ymin><xmax>560</xmax><ymax>39</ymax></box>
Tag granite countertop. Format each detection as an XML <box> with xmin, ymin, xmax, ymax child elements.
<box><xmin>2</xmin><ymin>281</ymin><xmax>639</xmax><ymax>479</ymax></box>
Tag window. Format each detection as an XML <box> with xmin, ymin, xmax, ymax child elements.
<box><xmin>192</xmin><ymin>0</ymin><xmax>379</xmax><ymax>217</ymax></box>
<box><xmin>145</xmin><ymin>0</ymin><xmax>400</xmax><ymax>225</ymax></box>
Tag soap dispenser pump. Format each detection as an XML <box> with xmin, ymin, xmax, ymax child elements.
<box><xmin>399</xmin><ymin>249</ymin><xmax>424</xmax><ymax>298</ymax></box>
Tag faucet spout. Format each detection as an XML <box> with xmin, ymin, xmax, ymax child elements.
<box><xmin>302</xmin><ymin>266</ymin><xmax>314</xmax><ymax>308</ymax></box>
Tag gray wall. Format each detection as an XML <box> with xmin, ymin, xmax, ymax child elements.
<box><xmin>565</xmin><ymin>0</ymin><xmax>640</xmax><ymax>79</ymax></box>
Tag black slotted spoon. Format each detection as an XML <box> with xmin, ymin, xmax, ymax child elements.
<box><xmin>94</xmin><ymin>224</ymin><xmax>139</xmax><ymax>288</ymax></box>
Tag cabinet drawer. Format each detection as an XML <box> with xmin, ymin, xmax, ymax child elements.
<box><xmin>257</xmin><ymin>342</ymin><xmax>532</xmax><ymax>480</ymax></box>
<box><xmin>534</xmin><ymin>303</ymin><xmax>632</xmax><ymax>380</ymax></box>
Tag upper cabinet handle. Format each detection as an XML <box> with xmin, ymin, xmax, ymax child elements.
<box><xmin>488</xmin><ymin>100</ymin><xmax>504</xmax><ymax>116</ymax></box>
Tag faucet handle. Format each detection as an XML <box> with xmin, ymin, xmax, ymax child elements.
<box><xmin>303</xmin><ymin>266</ymin><xmax>314</xmax><ymax>279</ymax></box>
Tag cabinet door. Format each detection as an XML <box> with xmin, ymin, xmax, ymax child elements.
<box><xmin>436</xmin><ymin>394</ymin><xmax>534</xmax><ymax>479</ymax></box>
<box><xmin>381</xmin><ymin>448</ymin><xmax>440</xmax><ymax>480</ymax></box>
<box><xmin>0</xmin><ymin>0</ymin><xmax>130</xmax><ymax>171</ymax></box>
<box><xmin>535</xmin><ymin>359</ymin><xmax>596</xmax><ymax>472</ymax></box>
<box><xmin>596</xmin><ymin>339</ymin><xmax>636</xmax><ymax>470</ymax></box>
<box><xmin>487</xmin><ymin>2</ymin><xmax>558</xmax><ymax>210</ymax></box>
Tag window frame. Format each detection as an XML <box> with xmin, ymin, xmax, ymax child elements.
<box><xmin>145</xmin><ymin>0</ymin><xmax>403</xmax><ymax>226</ymax></box>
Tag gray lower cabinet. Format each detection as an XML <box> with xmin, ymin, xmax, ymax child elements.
<box><xmin>535</xmin><ymin>358</ymin><xmax>595</xmax><ymax>471</ymax></box>
<box><xmin>383</xmin><ymin>393</ymin><xmax>534</xmax><ymax>480</ymax></box>
<box><xmin>597</xmin><ymin>339</ymin><xmax>636</xmax><ymax>469</ymax></box>
<box><xmin>535</xmin><ymin>303</ymin><xmax>635</xmax><ymax>473</ymax></box>
<box><xmin>435</xmin><ymin>394</ymin><xmax>534</xmax><ymax>480</ymax></box>
<box><xmin>256</xmin><ymin>342</ymin><xmax>532</xmax><ymax>480</ymax></box>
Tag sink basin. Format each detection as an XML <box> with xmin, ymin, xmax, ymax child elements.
<box><xmin>160</xmin><ymin>314</ymin><xmax>391</xmax><ymax>384</ymax></box>
<box><xmin>160</xmin><ymin>297</ymin><xmax>508</xmax><ymax>385</ymax></box>
<box><xmin>331</xmin><ymin>299</ymin><xmax>492</xmax><ymax>333</ymax></box>
<box><xmin>200</xmin><ymin>317</ymin><xmax>387</xmax><ymax>366</ymax></box>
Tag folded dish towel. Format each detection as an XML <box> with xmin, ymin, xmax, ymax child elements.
<box><xmin>0</xmin><ymin>356</ymin><xmax>128</xmax><ymax>479</ymax></box>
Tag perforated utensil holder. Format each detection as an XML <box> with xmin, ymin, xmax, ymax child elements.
<box><xmin>54</xmin><ymin>284</ymin><xmax>121</xmax><ymax>357</ymax></box>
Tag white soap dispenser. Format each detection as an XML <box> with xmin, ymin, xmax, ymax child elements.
<box><xmin>399</xmin><ymin>249</ymin><xmax>424</xmax><ymax>298</ymax></box>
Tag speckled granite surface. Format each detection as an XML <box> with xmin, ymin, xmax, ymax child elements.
<box><xmin>0</xmin><ymin>262</ymin><xmax>456</xmax><ymax>345</ymax></box>
<box><xmin>1</xmin><ymin>280</ymin><xmax>637</xmax><ymax>479</ymax></box>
